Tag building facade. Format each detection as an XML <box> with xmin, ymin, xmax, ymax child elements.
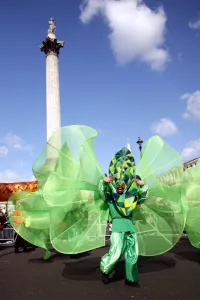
<box><xmin>183</xmin><ymin>158</ymin><xmax>199</xmax><ymax>170</ymax></box>
<box><xmin>149</xmin><ymin>158</ymin><xmax>199</xmax><ymax>186</ymax></box>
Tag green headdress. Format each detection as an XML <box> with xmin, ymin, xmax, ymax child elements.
<box><xmin>108</xmin><ymin>147</ymin><xmax>140</xmax><ymax>217</ymax></box>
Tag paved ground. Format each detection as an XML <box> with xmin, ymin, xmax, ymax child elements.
<box><xmin>1</xmin><ymin>238</ymin><xmax>200</xmax><ymax>300</ymax></box>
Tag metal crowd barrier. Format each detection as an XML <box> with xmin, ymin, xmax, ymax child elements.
<box><xmin>0</xmin><ymin>226</ymin><xmax>188</xmax><ymax>248</ymax></box>
<box><xmin>0</xmin><ymin>228</ymin><xmax>16</xmax><ymax>245</ymax></box>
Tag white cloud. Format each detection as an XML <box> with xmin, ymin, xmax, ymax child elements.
<box><xmin>0</xmin><ymin>146</ymin><xmax>8</xmax><ymax>157</ymax></box>
<box><xmin>29</xmin><ymin>175</ymin><xmax>36</xmax><ymax>181</ymax></box>
<box><xmin>181</xmin><ymin>91</ymin><xmax>200</xmax><ymax>120</ymax></box>
<box><xmin>1</xmin><ymin>132</ymin><xmax>32</xmax><ymax>153</ymax></box>
<box><xmin>0</xmin><ymin>134</ymin><xmax>34</xmax><ymax>183</ymax></box>
<box><xmin>181</xmin><ymin>139</ymin><xmax>200</xmax><ymax>160</ymax></box>
<box><xmin>80</xmin><ymin>0</ymin><xmax>170</xmax><ymax>70</ymax></box>
<box><xmin>0</xmin><ymin>170</ymin><xmax>20</xmax><ymax>183</ymax></box>
<box><xmin>151</xmin><ymin>118</ymin><xmax>178</xmax><ymax>137</ymax></box>
<box><xmin>189</xmin><ymin>19</ymin><xmax>200</xmax><ymax>30</ymax></box>
<box><xmin>0</xmin><ymin>169</ymin><xmax>35</xmax><ymax>183</ymax></box>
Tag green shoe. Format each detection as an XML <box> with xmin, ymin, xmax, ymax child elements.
<box><xmin>43</xmin><ymin>250</ymin><xmax>51</xmax><ymax>260</ymax></box>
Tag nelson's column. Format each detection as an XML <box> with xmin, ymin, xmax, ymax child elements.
<box><xmin>40</xmin><ymin>18</ymin><xmax>64</xmax><ymax>144</ymax></box>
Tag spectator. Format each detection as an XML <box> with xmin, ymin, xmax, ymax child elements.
<box><xmin>1</xmin><ymin>207</ymin><xmax>6</xmax><ymax>214</ymax></box>
<box><xmin>0</xmin><ymin>210</ymin><xmax>6</xmax><ymax>243</ymax></box>
<box><xmin>14</xmin><ymin>233</ymin><xmax>29</xmax><ymax>253</ymax></box>
<box><xmin>4</xmin><ymin>212</ymin><xmax>13</xmax><ymax>240</ymax></box>
<box><xmin>0</xmin><ymin>210</ymin><xmax>6</xmax><ymax>228</ymax></box>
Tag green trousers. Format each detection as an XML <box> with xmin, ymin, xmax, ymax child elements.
<box><xmin>100</xmin><ymin>232</ymin><xmax>139</xmax><ymax>282</ymax></box>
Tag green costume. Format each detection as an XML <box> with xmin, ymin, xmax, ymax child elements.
<box><xmin>98</xmin><ymin>148</ymin><xmax>148</xmax><ymax>283</ymax></box>
<box><xmin>7</xmin><ymin>125</ymin><xmax>187</xmax><ymax>266</ymax></box>
<box><xmin>158</xmin><ymin>160</ymin><xmax>200</xmax><ymax>249</ymax></box>
<box><xmin>184</xmin><ymin>160</ymin><xmax>200</xmax><ymax>248</ymax></box>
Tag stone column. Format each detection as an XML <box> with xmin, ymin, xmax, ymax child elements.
<box><xmin>46</xmin><ymin>52</ymin><xmax>61</xmax><ymax>141</ymax></box>
<box><xmin>40</xmin><ymin>18</ymin><xmax>64</xmax><ymax>160</ymax></box>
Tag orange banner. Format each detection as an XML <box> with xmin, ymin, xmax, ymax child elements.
<box><xmin>0</xmin><ymin>181</ymin><xmax>38</xmax><ymax>202</ymax></box>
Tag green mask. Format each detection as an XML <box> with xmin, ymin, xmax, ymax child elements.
<box><xmin>108</xmin><ymin>147</ymin><xmax>140</xmax><ymax>217</ymax></box>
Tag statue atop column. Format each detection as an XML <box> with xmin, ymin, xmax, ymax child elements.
<box><xmin>47</xmin><ymin>18</ymin><xmax>56</xmax><ymax>39</ymax></box>
<box><xmin>40</xmin><ymin>18</ymin><xmax>64</xmax><ymax>57</ymax></box>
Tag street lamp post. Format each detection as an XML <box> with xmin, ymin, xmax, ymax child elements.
<box><xmin>136</xmin><ymin>137</ymin><xmax>143</xmax><ymax>158</ymax></box>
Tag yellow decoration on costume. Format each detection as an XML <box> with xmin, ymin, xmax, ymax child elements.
<box><xmin>124</xmin><ymin>200</ymin><xmax>131</xmax><ymax>208</ymax></box>
<box><xmin>132</xmin><ymin>201</ymin><xmax>137</xmax><ymax>209</ymax></box>
<box><xmin>121</xmin><ymin>208</ymin><xmax>126</xmax><ymax>215</ymax></box>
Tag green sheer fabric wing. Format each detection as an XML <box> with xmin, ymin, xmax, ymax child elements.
<box><xmin>45</xmin><ymin>126</ymin><xmax>108</xmax><ymax>253</ymax></box>
<box><xmin>8</xmin><ymin>125</ymin><xmax>109</xmax><ymax>254</ymax></box>
<box><xmin>184</xmin><ymin>160</ymin><xmax>200</xmax><ymax>248</ymax></box>
<box><xmin>134</xmin><ymin>135</ymin><xmax>187</xmax><ymax>256</ymax></box>
<box><xmin>7</xmin><ymin>190</ymin><xmax>51</xmax><ymax>251</ymax></box>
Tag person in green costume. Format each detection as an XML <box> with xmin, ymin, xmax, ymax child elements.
<box><xmin>99</xmin><ymin>148</ymin><xmax>148</xmax><ymax>287</ymax></box>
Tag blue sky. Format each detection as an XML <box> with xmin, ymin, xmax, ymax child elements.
<box><xmin>0</xmin><ymin>0</ymin><xmax>200</xmax><ymax>182</ymax></box>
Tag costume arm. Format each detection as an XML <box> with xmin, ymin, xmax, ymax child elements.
<box><xmin>137</xmin><ymin>184</ymin><xmax>148</xmax><ymax>205</ymax></box>
<box><xmin>98</xmin><ymin>179</ymin><xmax>111</xmax><ymax>202</ymax></box>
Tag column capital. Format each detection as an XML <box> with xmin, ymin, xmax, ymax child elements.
<box><xmin>40</xmin><ymin>36</ymin><xmax>64</xmax><ymax>57</ymax></box>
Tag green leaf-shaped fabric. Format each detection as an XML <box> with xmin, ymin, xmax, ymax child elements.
<box><xmin>7</xmin><ymin>125</ymin><xmax>109</xmax><ymax>254</ymax></box>
<box><xmin>184</xmin><ymin>160</ymin><xmax>200</xmax><ymax>248</ymax></box>
<box><xmin>135</xmin><ymin>135</ymin><xmax>187</xmax><ymax>256</ymax></box>
<box><xmin>7</xmin><ymin>128</ymin><xmax>187</xmax><ymax>257</ymax></box>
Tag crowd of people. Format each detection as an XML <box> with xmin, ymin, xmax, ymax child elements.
<box><xmin>0</xmin><ymin>208</ymin><xmax>36</xmax><ymax>253</ymax></box>
<box><xmin>0</xmin><ymin>209</ymin><xmax>13</xmax><ymax>242</ymax></box>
